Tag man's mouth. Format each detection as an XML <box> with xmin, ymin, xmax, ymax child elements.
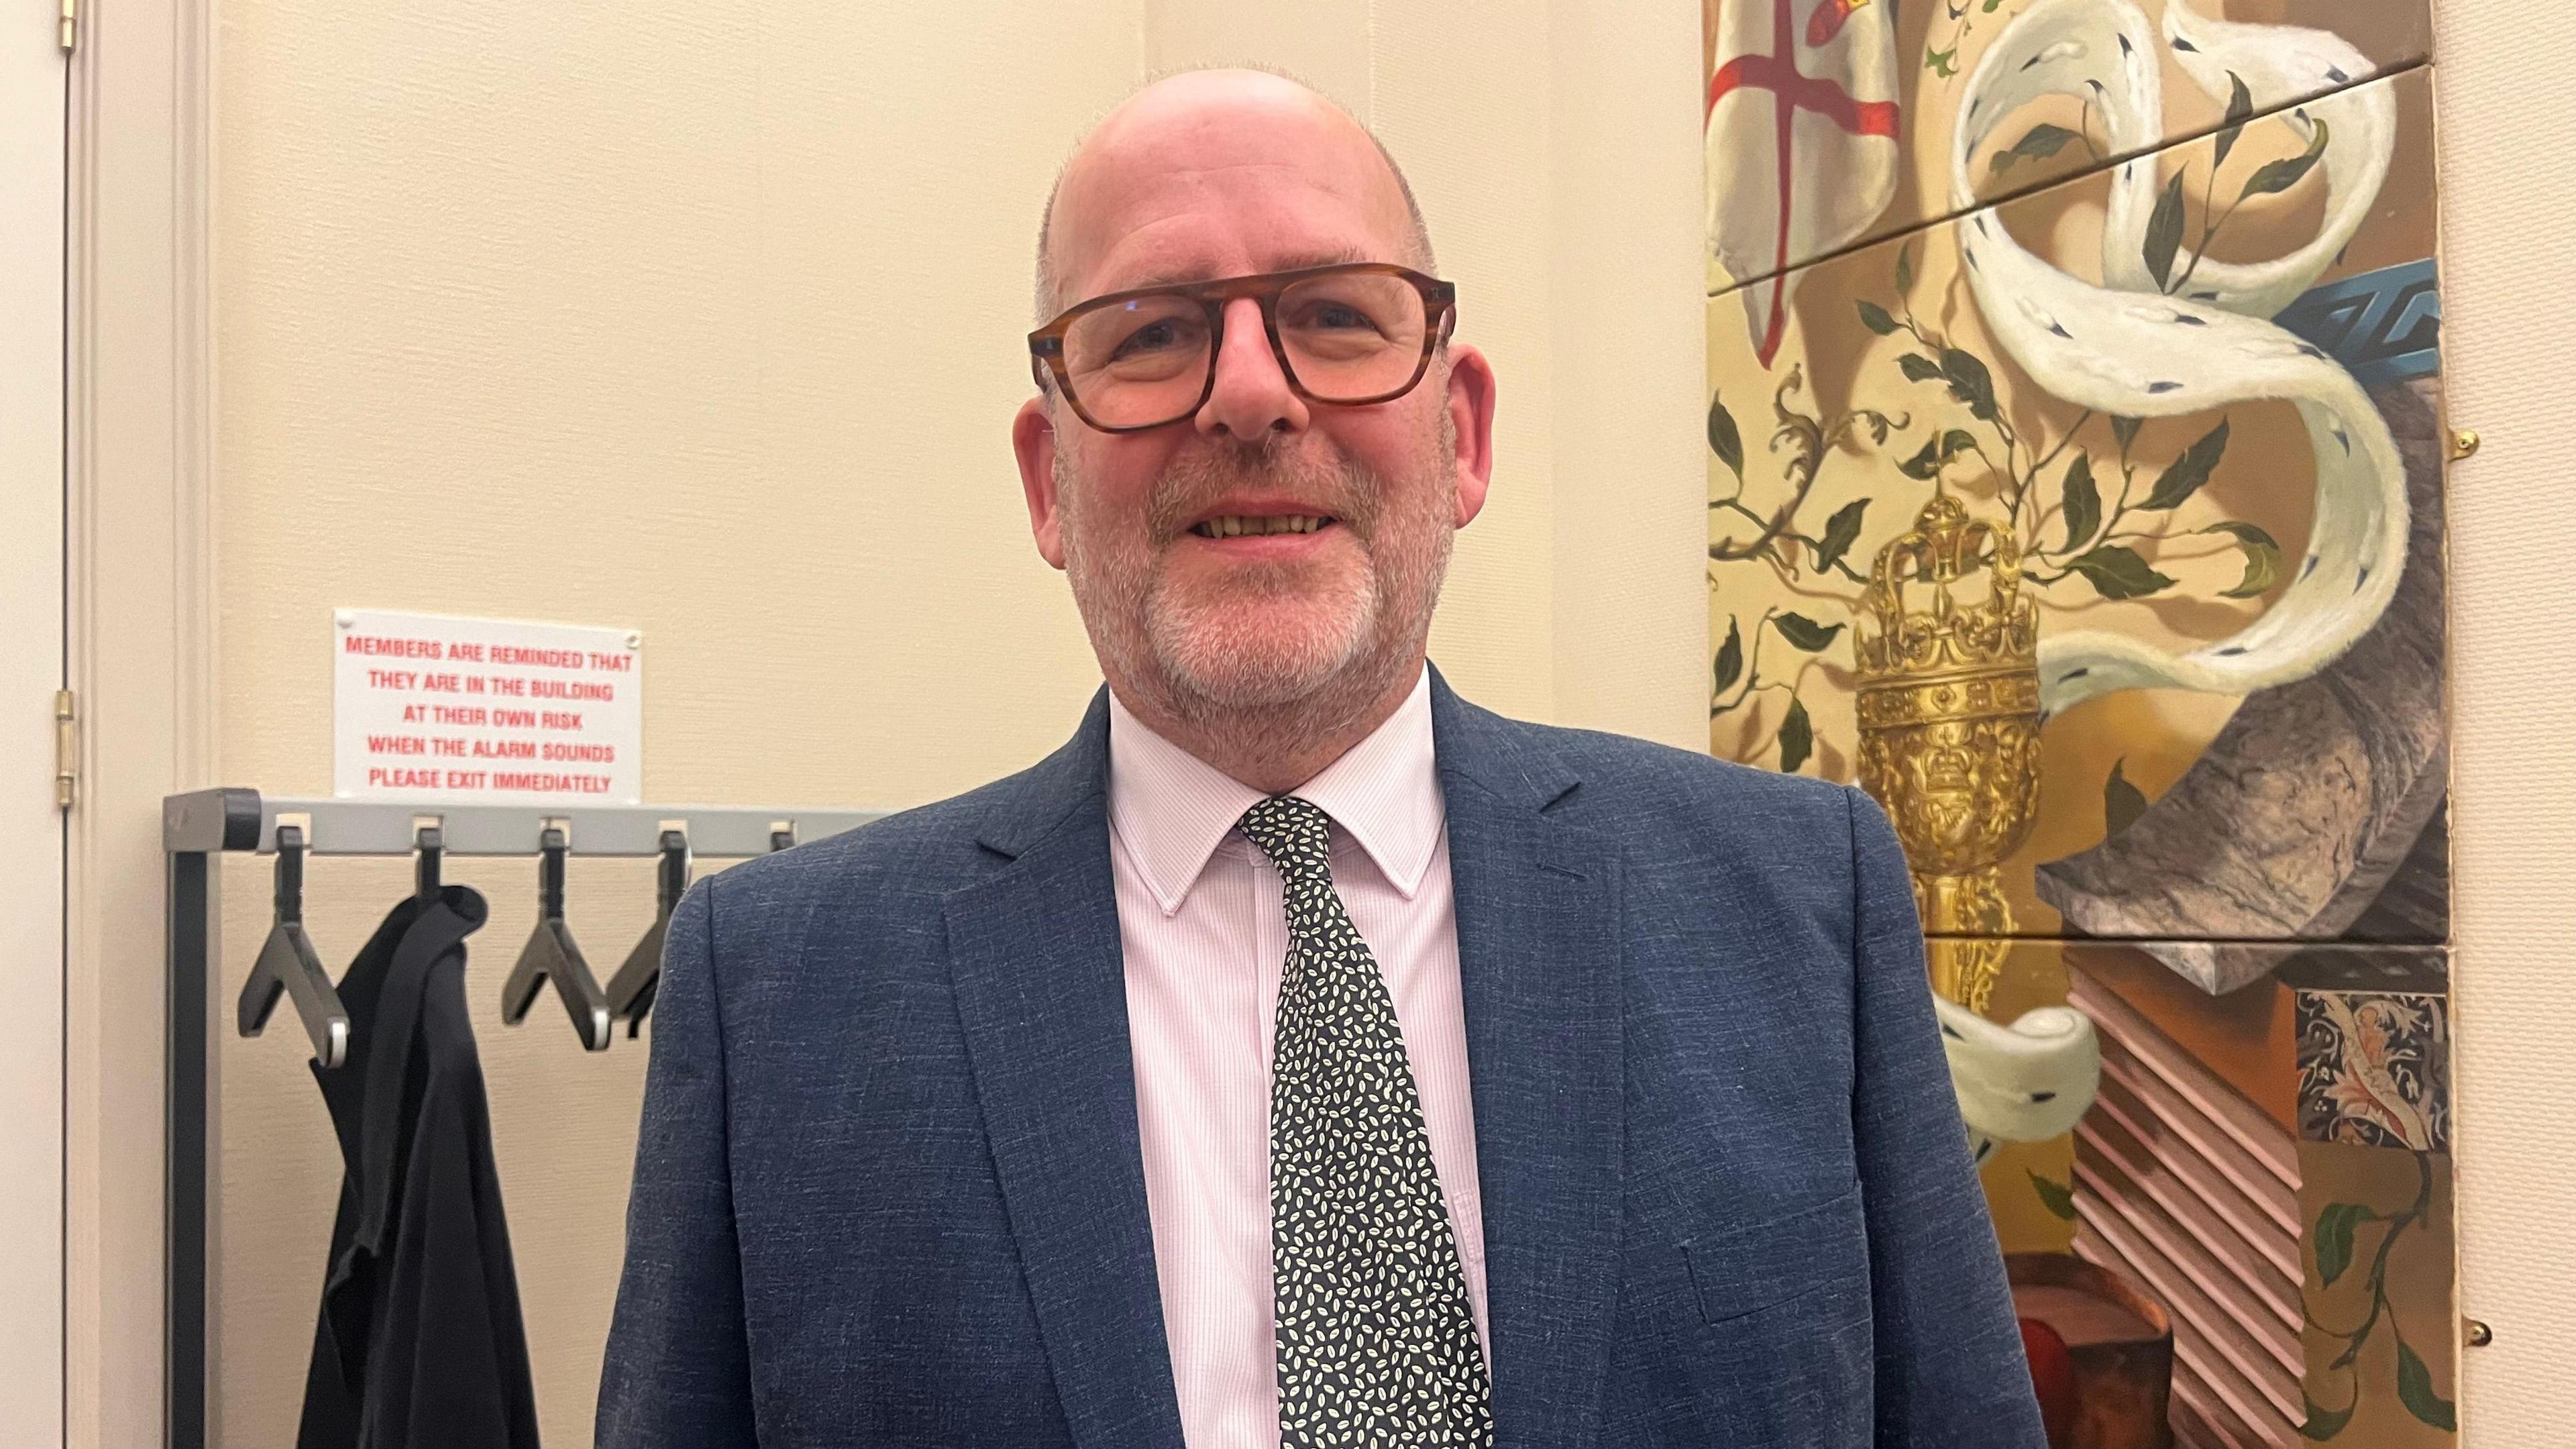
<box><xmin>1187</xmin><ymin>514</ymin><xmax>1338</xmax><ymax>539</ymax></box>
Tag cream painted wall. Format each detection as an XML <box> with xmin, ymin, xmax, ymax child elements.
<box><xmin>2436</xmin><ymin>0</ymin><xmax>2576</xmax><ymax>1438</ymax></box>
<box><xmin>203</xmin><ymin>1</ymin><xmax>1705</xmax><ymax>1443</ymax></box>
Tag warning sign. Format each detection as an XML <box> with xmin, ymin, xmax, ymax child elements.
<box><xmin>333</xmin><ymin>608</ymin><xmax>643</xmax><ymax>803</ymax></box>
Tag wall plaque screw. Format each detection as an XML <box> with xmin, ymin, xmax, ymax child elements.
<box><xmin>2464</xmin><ymin>1318</ymin><xmax>2493</xmax><ymax>1348</ymax></box>
<box><xmin>2451</xmin><ymin>429</ymin><xmax>2480</xmax><ymax>460</ymax></box>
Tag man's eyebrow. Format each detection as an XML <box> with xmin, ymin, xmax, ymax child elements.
<box><xmin>1106</xmin><ymin>246</ymin><xmax>1379</xmax><ymax>292</ymax></box>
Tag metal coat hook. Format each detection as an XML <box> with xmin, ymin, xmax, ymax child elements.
<box><xmin>498</xmin><ymin>822</ymin><xmax>612</xmax><ymax>1051</ymax></box>
<box><xmin>605</xmin><ymin>827</ymin><xmax>689</xmax><ymax>1036</ymax></box>
<box><xmin>413</xmin><ymin>816</ymin><xmax>443</xmax><ymax>904</ymax></box>
<box><xmin>237</xmin><ymin>820</ymin><xmax>352</xmax><ymax>1068</ymax></box>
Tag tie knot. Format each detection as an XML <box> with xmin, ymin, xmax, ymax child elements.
<box><xmin>1236</xmin><ymin>794</ymin><xmax>1334</xmax><ymax>879</ymax></box>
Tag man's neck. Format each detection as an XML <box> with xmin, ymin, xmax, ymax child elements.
<box><xmin>1110</xmin><ymin>659</ymin><xmax>1426</xmax><ymax>796</ymax></box>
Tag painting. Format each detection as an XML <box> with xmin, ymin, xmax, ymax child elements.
<box><xmin>1703</xmin><ymin>2</ymin><xmax>2455</xmax><ymax>1444</ymax></box>
<box><xmin>1703</xmin><ymin>65</ymin><xmax>2446</xmax><ymax>964</ymax></box>
<box><xmin>1702</xmin><ymin>0</ymin><xmax>2434</xmax><ymax>364</ymax></box>
<box><xmin>1915</xmin><ymin>936</ymin><xmax>2455</xmax><ymax>1448</ymax></box>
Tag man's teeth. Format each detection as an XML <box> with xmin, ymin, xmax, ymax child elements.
<box><xmin>1191</xmin><ymin>515</ymin><xmax>1332</xmax><ymax>538</ymax></box>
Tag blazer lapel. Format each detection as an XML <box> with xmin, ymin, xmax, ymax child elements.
<box><xmin>1431</xmin><ymin>670</ymin><xmax>1627</xmax><ymax>1448</ymax></box>
<box><xmin>944</xmin><ymin>691</ymin><xmax>1187</xmax><ymax>1449</ymax></box>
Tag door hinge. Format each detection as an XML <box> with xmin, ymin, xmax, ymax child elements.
<box><xmin>59</xmin><ymin>0</ymin><xmax>76</xmax><ymax>54</ymax></box>
<box><xmin>54</xmin><ymin>690</ymin><xmax>76</xmax><ymax>812</ymax></box>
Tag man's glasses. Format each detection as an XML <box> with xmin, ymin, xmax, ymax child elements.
<box><xmin>1028</xmin><ymin>263</ymin><xmax>1456</xmax><ymax>433</ymax></box>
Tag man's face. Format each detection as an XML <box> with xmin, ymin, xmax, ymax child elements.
<box><xmin>1012</xmin><ymin>75</ymin><xmax>1495</xmax><ymax>726</ymax></box>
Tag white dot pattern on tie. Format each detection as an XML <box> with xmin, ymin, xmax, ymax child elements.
<box><xmin>1237</xmin><ymin>794</ymin><xmax>1494</xmax><ymax>1448</ymax></box>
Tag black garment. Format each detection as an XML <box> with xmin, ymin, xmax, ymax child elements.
<box><xmin>298</xmin><ymin>884</ymin><xmax>542</xmax><ymax>1449</ymax></box>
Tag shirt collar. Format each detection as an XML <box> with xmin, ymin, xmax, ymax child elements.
<box><xmin>1106</xmin><ymin>663</ymin><xmax>1443</xmax><ymax>916</ymax></box>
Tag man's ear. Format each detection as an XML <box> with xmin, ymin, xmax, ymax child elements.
<box><xmin>1012</xmin><ymin>394</ymin><xmax>1068</xmax><ymax>570</ymax></box>
<box><xmin>1443</xmin><ymin>344</ymin><xmax>1497</xmax><ymax>528</ymax></box>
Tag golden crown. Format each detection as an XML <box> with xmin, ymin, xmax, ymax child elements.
<box><xmin>1853</xmin><ymin>492</ymin><xmax>2040</xmax><ymax>721</ymax></box>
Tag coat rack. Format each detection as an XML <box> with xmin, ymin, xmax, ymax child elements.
<box><xmin>160</xmin><ymin>788</ymin><xmax>885</xmax><ymax>1449</ymax></box>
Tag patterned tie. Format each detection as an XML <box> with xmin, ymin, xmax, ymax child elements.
<box><xmin>1236</xmin><ymin>795</ymin><xmax>1494</xmax><ymax>1448</ymax></box>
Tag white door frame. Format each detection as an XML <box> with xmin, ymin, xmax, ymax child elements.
<box><xmin>1</xmin><ymin>0</ymin><xmax>68</xmax><ymax>1442</ymax></box>
<box><xmin>60</xmin><ymin>0</ymin><xmax>218</xmax><ymax>1438</ymax></box>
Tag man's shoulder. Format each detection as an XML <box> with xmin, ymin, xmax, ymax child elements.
<box><xmin>696</xmin><ymin>763</ymin><xmax>1053</xmax><ymax>914</ymax></box>
<box><xmin>1466</xmin><ymin>708</ymin><xmax>1857</xmax><ymax>845</ymax></box>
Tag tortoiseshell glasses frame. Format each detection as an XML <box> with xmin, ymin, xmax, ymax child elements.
<box><xmin>1027</xmin><ymin>262</ymin><xmax>1458</xmax><ymax>434</ymax></box>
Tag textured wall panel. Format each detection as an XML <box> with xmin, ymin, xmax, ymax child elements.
<box><xmin>2438</xmin><ymin>0</ymin><xmax>2576</xmax><ymax>1436</ymax></box>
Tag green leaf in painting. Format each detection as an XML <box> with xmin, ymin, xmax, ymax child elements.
<box><xmin>1708</xmin><ymin>392</ymin><xmax>1745</xmax><ymax>478</ymax></box>
<box><xmin>2066</xmin><ymin>545</ymin><xmax>2177</xmax><ymax>600</ymax></box>
<box><xmin>2214</xmin><ymin>72</ymin><xmax>2253</xmax><ymax>169</ymax></box>
<box><xmin>1857</xmin><ymin>299</ymin><xmax>1901</xmax><ymax>336</ymax></box>
<box><xmin>2241</xmin><ymin>117</ymin><xmax>2330</xmax><ymax>201</ymax></box>
<box><xmin>2104</xmin><ymin>758</ymin><xmax>2148</xmax><ymax>837</ymax></box>
<box><xmin>1990</xmin><ymin>123</ymin><xmax>2084</xmax><ymax>178</ymax></box>
<box><xmin>2298</xmin><ymin>1395</ymin><xmax>2356</xmax><ymax>1441</ymax></box>
<box><xmin>2110</xmin><ymin>414</ymin><xmax>2143</xmax><ymax>451</ymax></box>
<box><xmin>1925</xmin><ymin>46</ymin><xmax>1959</xmax><ymax>78</ymax></box>
<box><xmin>2141</xmin><ymin>417</ymin><xmax>2231</xmax><ymax>510</ymax></box>
<box><xmin>1713</xmin><ymin>616</ymin><xmax>1743</xmax><ymax>695</ymax></box>
<box><xmin>1896</xmin><ymin>429</ymin><xmax>1978</xmax><ymax>481</ymax></box>
<box><xmin>2202</xmin><ymin>520</ymin><xmax>2277</xmax><ymax>547</ymax></box>
<box><xmin>2225</xmin><ymin>543</ymin><xmax>2283</xmax><ymax>600</ymax></box>
<box><xmin>2394</xmin><ymin>1338</ymin><xmax>2457</xmax><ymax>1432</ymax></box>
<box><xmin>2312</xmin><ymin>1200</ymin><xmax>2377</xmax><ymax>1287</ymax></box>
<box><xmin>1897</xmin><ymin>352</ymin><xmax>1945</xmax><ymax>384</ymax></box>
<box><xmin>2203</xmin><ymin>519</ymin><xmax>2282</xmax><ymax>598</ymax></box>
<box><xmin>1778</xmin><ymin>696</ymin><xmax>1814</xmax><ymax>773</ymax></box>
<box><xmin>2059</xmin><ymin>453</ymin><xmax>2101</xmax><ymax>552</ymax></box>
<box><xmin>1894</xmin><ymin>241</ymin><xmax>1915</xmax><ymax>296</ymax></box>
<box><xmin>1773</xmin><ymin>612</ymin><xmax>1846</xmax><ymax>652</ymax></box>
<box><xmin>2027</xmin><ymin>1171</ymin><xmax>2078</xmax><ymax>1221</ymax></box>
<box><xmin>1816</xmin><ymin>498</ymin><xmax>1870</xmax><ymax>572</ymax></box>
<box><xmin>1940</xmin><ymin>348</ymin><xmax>1999</xmax><ymax>421</ymax></box>
<box><xmin>2144</xmin><ymin>169</ymin><xmax>2188</xmax><ymax>290</ymax></box>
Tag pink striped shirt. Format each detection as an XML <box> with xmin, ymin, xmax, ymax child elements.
<box><xmin>1106</xmin><ymin>666</ymin><xmax>1490</xmax><ymax>1449</ymax></box>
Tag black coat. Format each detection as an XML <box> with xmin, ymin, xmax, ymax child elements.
<box><xmin>299</xmin><ymin>884</ymin><xmax>541</xmax><ymax>1449</ymax></box>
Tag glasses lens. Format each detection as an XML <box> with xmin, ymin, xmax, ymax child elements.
<box><xmin>1061</xmin><ymin>294</ymin><xmax>1214</xmax><ymax>428</ymax></box>
<box><xmin>1276</xmin><ymin>272</ymin><xmax>1428</xmax><ymax>401</ymax></box>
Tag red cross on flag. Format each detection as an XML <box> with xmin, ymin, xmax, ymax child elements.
<box><xmin>1707</xmin><ymin>0</ymin><xmax>1902</xmax><ymax>366</ymax></box>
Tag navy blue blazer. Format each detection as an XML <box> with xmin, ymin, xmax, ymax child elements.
<box><xmin>598</xmin><ymin>670</ymin><xmax>2045</xmax><ymax>1448</ymax></box>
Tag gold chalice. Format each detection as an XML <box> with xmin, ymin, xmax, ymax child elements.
<box><xmin>1852</xmin><ymin>493</ymin><xmax>2046</xmax><ymax>1012</ymax></box>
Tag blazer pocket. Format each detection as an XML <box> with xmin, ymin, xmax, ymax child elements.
<box><xmin>1680</xmin><ymin>1183</ymin><xmax>1867</xmax><ymax>1326</ymax></box>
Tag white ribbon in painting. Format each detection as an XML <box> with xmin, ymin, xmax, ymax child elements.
<box><xmin>1952</xmin><ymin>0</ymin><xmax>2406</xmax><ymax>716</ymax></box>
<box><xmin>1935</xmin><ymin>996</ymin><xmax>2100</xmax><ymax>1164</ymax></box>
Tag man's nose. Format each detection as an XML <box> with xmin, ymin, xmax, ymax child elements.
<box><xmin>1195</xmin><ymin>296</ymin><xmax>1310</xmax><ymax>439</ymax></box>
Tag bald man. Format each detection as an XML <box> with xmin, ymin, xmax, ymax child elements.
<box><xmin>600</xmin><ymin>70</ymin><xmax>2046</xmax><ymax>1449</ymax></box>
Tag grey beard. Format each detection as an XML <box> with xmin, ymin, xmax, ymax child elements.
<box><xmin>1144</xmin><ymin>545</ymin><xmax>1435</xmax><ymax>761</ymax></box>
<box><xmin>1056</xmin><ymin>429</ymin><xmax>1454</xmax><ymax>758</ymax></box>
